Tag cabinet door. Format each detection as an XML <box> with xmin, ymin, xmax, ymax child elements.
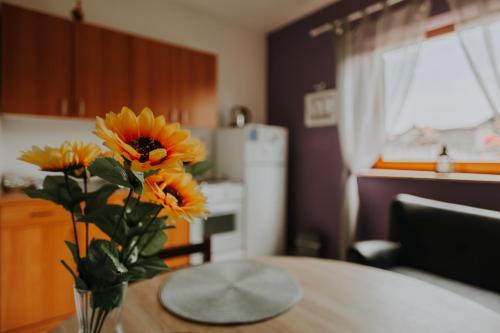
<box><xmin>75</xmin><ymin>23</ymin><xmax>131</xmax><ymax>118</ymax></box>
<box><xmin>172</xmin><ymin>48</ymin><xmax>217</xmax><ymax>128</ymax></box>
<box><xmin>0</xmin><ymin>201</ymin><xmax>76</xmax><ymax>332</ymax></box>
<box><xmin>131</xmin><ymin>37</ymin><xmax>174</xmax><ymax>118</ymax></box>
<box><xmin>1</xmin><ymin>4</ymin><xmax>72</xmax><ymax>116</ymax></box>
<box><xmin>163</xmin><ymin>219</ymin><xmax>190</xmax><ymax>268</ymax></box>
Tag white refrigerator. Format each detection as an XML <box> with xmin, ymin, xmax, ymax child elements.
<box><xmin>215</xmin><ymin>124</ymin><xmax>288</xmax><ymax>257</ymax></box>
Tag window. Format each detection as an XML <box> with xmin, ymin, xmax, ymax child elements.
<box><xmin>378</xmin><ymin>23</ymin><xmax>500</xmax><ymax>174</ymax></box>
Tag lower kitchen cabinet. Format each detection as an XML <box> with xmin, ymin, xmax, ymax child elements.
<box><xmin>0</xmin><ymin>192</ymin><xmax>189</xmax><ymax>332</ymax></box>
<box><xmin>0</xmin><ymin>195</ymin><xmax>76</xmax><ymax>332</ymax></box>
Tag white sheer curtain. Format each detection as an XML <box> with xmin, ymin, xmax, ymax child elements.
<box><xmin>448</xmin><ymin>0</ymin><xmax>500</xmax><ymax>115</ymax></box>
<box><xmin>335</xmin><ymin>0</ymin><xmax>430</xmax><ymax>259</ymax></box>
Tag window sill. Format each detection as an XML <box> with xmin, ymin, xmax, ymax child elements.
<box><xmin>359</xmin><ymin>168</ymin><xmax>500</xmax><ymax>184</ymax></box>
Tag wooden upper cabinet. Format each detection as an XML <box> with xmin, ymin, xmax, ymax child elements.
<box><xmin>172</xmin><ymin>48</ymin><xmax>217</xmax><ymax>128</ymax></box>
<box><xmin>130</xmin><ymin>37</ymin><xmax>174</xmax><ymax>118</ymax></box>
<box><xmin>75</xmin><ymin>23</ymin><xmax>131</xmax><ymax>118</ymax></box>
<box><xmin>132</xmin><ymin>38</ymin><xmax>217</xmax><ymax>127</ymax></box>
<box><xmin>1</xmin><ymin>4</ymin><xmax>217</xmax><ymax>126</ymax></box>
<box><xmin>1</xmin><ymin>4</ymin><xmax>72</xmax><ymax>116</ymax></box>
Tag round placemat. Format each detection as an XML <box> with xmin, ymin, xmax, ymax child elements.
<box><xmin>159</xmin><ymin>259</ymin><xmax>302</xmax><ymax>324</ymax></box>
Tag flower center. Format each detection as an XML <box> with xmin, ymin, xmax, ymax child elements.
<box><xmin>163</xmin><ymin>186</ymin><xmax>184</xmax><ymax>206</ymax></box>
<box><xmin>129</xmin><ymin>136</ymin><xmax>164</xmax><ymax>162</ymax></box>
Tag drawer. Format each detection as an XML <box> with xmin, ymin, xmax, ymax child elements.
<box><xmin>1</xmin><ymin>202</ymin><xmax>70</xmax><ymax>228</ymax></box>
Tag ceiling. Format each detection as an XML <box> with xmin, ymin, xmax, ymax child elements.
<box><xmin>169</xmin><ymin>0</ymin><xmax>340</xmax><ymax>33</ymax></box>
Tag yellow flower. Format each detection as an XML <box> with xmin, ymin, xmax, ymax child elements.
<box><xmin>183</xmin><ymin>138</ymin><xmax>207</xmax><ymax>165</ymax></box>
<box><xmin>71</xmin><ymin>140</ymin><xmax>101</xmax><ymax>168</ymax></box>
<box><xmin>19</xmin><ymin>141</ymin><xmax>100</xmax><ymax>172</ymax></box>
<box><xmin>94</xmin><ymin>107</ymin><xmax>198</xmax><ymax>172</ymax></box>
<box><xmin>144</xmin><ymin>171</ymin><xmax>208</xmax><ymax>222</ymax></box>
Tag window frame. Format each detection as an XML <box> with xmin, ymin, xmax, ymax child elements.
<box><xmin>374</xmin><ymin>23</ymin><xmax>500</xmax><ymax>175</ymax></box>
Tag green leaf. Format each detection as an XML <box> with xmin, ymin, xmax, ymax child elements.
<box><xmin>84</xmin><ymin>184</ymin><xmax>119</xmax><ymax>214</ymax></box>
<box><xmin>26</xmin><ymin>176</ymin><xmax>83</xmax><ymax>215</ymax></box>
<box><xmin>89</xmin><ymin>157</ymin><xmax>145</xmax><ymax>194</ymax></box>
<box><xmin>26</xmin><ymin>189</ymin><xmax>60</xmax><ymax>204</ymax></box>
<box><xmin>87</xmin><ymin>240</ymin><xmax>127</xmax><ymax>282</ymax></box>
<box><xmin>91</xmin><ymin>283</ymin><xmax>126</xmax><ymax>311</ymax></box>
<box><xmin>81</xmin><ymin>205</ymin><xmax>128</xmax><ymax>245</ymax></box>
<box><xmin>45</xmin><ymin>175</ymin><xmax>82</xmax><ymax>197</ymax></box>
<box><xmin>126</xmin><ymin>200</ymin><xmax>163</xmax><ymax>229</ymax></box>
<box><xmin>126</xmin><ymin>257</ymin><xmax>168</xmax><ymax>281</ymax></box>
<box><xmin>65</xmin><ymin>241</ymin><xmax>80</xmax><ymax>263</ymax></box>
<box><xmin>61</xmin><ymin>260</ymin><xmax>88</xmax><ymax>290</ymax></box>
<box><xmin>75</xmin><ymin>277</ymin><xmax>88</xmax><ymax>290</ymax></box>
<box><xmin>89</xmin><ymin>158</ymin><xmax>130</xmax><ymax>187</ymax></box>
<box><xmin>122</xmin><ymin>236</ymin><xmax>140</xmax><ymax>264</ymax></box>
<box><xmin>139</xmin><ymin>230</ymin><xmax>167</xmax><ymax>257</ymax></box>
<box><xmin>184</xmin><ymin>160</ymin><xmax>211</xmax><ymax>179</ymax></box>
<box><xmin>126</xmin><ymin>169</ymin><xmax>144</xmax><ymax>194</ymax></box>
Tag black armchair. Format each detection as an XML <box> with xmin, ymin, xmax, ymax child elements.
<box><xmin>347</xmin><ymin>240</ymin><xmax>401</xmax><ymax>269</ymax></box>
<box><xmin>349</xmin><ymin>194</ymin><xmax>500</xmax><ymax>294</ymax></box>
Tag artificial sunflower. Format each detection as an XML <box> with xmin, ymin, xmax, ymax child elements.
<box><xmin>19</xmin><ymin>141</ymin><xmax>100</xmax><ymax>172</ymax></box>
<box><xmin>71</xmin><ymin>140</ymin><xmax>101</xmax><ymax>168</ymax></box>
<box><xmin>183</xmin><ymin>137</ymin><xmax>207</xmax><ymax>165</ymax></box>
<box><xmin>94</xmin><ymin>107</ymin><xmax>199</xmax><ymax>171</ymax></box>
<box><xmin>144</xmin><ymin>171</ymin><xmax>208</xmax><ymax>222</ymax></box>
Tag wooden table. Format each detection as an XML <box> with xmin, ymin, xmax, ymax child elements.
<box><xmin>52</xmin><ymin>257</ymin><xmax>500</xmax><ymax>332</ymax></box>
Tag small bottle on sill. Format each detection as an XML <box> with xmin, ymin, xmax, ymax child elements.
<box><xmin>436</xmin><ymin>145</ymin><xmax>454</xmax><ymax>173</ymax></box>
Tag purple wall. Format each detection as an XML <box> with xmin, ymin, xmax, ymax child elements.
<box><xmin>267</xmin><ymin>0</ymin><xmax>452</xmax><ymax>259</ymax></box>
<box><xmin>357</xmin><ymin>177</ymin><xmax>500</xmax><ymax>240</ymax></box>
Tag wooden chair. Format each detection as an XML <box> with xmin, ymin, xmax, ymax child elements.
<box><xmin>157</xmin><ymin>237</ymin><xmax>211</xmax><ymax>265</ymax></box>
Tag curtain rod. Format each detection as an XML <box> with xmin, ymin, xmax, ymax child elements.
<box><xmin>309</xmin><ymin>0</ymin><xmax>407</xmax><ymax>38</ymax></box>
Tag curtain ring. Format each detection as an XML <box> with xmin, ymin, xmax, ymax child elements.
<box><xmin>382</xmin><ymin>0</ymin><xmax>389</xmax><ymax>11</ymax></box>
<box><xmin>419</xmin><ymin>0</ymin><xmax>429</xmax><ymax>13</ymax></box>
<box><xmin>362</xmin><ymin>7</ymin><xmax>370</xmax><ymax>20</ymax></box>
<box><xmin>334</xmin><ymin>20</ymin><xmax>344</xmax><ymax>35</ymax></box>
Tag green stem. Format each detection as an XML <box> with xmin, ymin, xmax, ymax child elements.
<box><xmin>64</xmin><ymin>171</ymin><xmax>81</xmax><ymax>259</ymax></box>
<box><xmin>138</xmin><ymin>215</ymin><xmax>166</xmax><ymax>255</ymax></box>
<box><xmin>92</xmin><ymin>309</ymin><xmax>100</xmax><ymax>333</ymax></box>
<box><xmin>110</xmin><ymin>189</ymin><xmax>133</xmax><ymax>245</ymax></box>
<box><xmin>123</xmin><ymin>206</ymin><xmax>162</xmax><ymax>263</ymax></box>
<box><xmin>83</xmin><ymin>294</ymin><xmax>89</xmax><ymax>333</ymax></box>
<box><xmin>60</xmin><ymin>260</ymin><xmax>78</xmax><ymax>280</ymax></box>
<box><xmin>96</xmin><ymin>310</ymin><xmax>109</xmax><ymax>333</ymax></box>
<box><xmin>134</xmin><ymin>194</ymin><xmax>142</xmax><ymax>208</ymax></box>
<box><xmin>83</xmin><ymin>170</ymin><xmax>89</xmax><ymax>257</ymax></box>
<box><xmin>89</xmin><ymin>306</ymin><xmax>96</xmax><ymax>333</ymax></box>
<box><xmin>93</xmin><ymin>308</ymin><xmax>104</xmax><ymax>333</ymax></box>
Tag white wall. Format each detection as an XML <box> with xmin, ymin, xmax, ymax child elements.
<box><xmin>2</xmin><ymin>115</ymin><xmax>98</xmax><ymax>177</ymax></box>
<box><xmin>0</xmin><ymin>118</ymin><xmax>4</xmax><ymax>176</ymax></box>
<box><xmin>0</xmin><ymin>0</ymin><xmax>266</xmax><ymax>178</ymax></box>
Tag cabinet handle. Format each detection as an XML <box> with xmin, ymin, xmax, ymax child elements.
<box><xmin>170</xmin><ymin>109</ymin><xmax>179</xmax><ymax>123</ymax></box>
<box><xmin>78</xmin><ymin>99</ymin><xmax>86</xmax><ymax>117</ymax></box>
<box><xmin>60</xmin><ymin>98</ymin><xmax>69</xmax><ymax>116</ymax></box>
<box><xmin>181</xmin><ymin>111</ymin><xmax>189</xmax><ymax>125</ymax></box>
<box><xmin>30</xmin><ymin>210</ymin><xmax>55</xmax><ymax>219</ymax></box>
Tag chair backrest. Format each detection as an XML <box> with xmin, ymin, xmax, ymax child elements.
<box><xmin>157</xmin><ymin>237</ymin><xmax>211</xmax><ymax>265</ymax></box>
<box><xmin>390</xmin><ymin>194</ymin><xmax>500</xmax><ymax>293</ymax></box>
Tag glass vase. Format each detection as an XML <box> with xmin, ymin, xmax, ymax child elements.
<box><xmin>74</xmin><ymin>282</ymin><xmax>128</xmax><ymax>333</ymax></box>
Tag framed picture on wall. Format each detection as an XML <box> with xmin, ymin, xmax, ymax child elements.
<box><xmin>304</xmin><ymin>89</ymin><xmax>337</xmax><ymax>128</ymax></box>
